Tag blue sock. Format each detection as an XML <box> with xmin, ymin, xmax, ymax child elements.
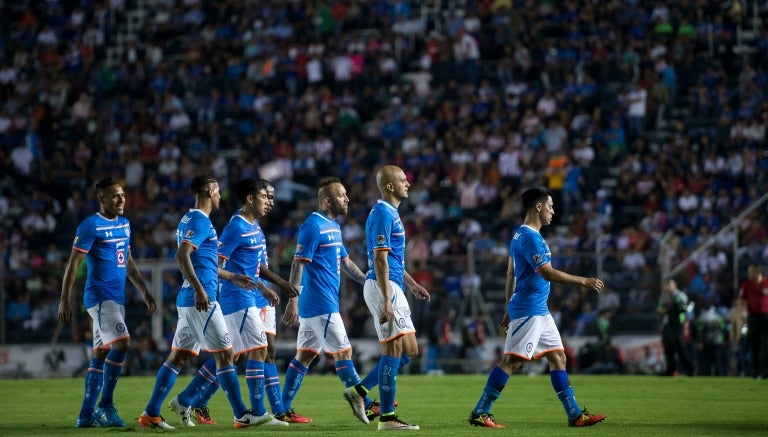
<box><xmin>217</xmin><ymin>365</ymin><xmax>248</xmax><ymax>417</ymax></box>
<box><xmin>193</xmin><ymin>378</ymin><xmax>219</xmax><ymax>408</ymax></box>
<box><xmin>264</xmin><ymin>362</ymin><xmax>286</xmax><ymax>415</ymax></box>
<box><xmin>379</xmin><ymin>355</ymin><xmax>400</xmax><ymax>415</ymax></box>
<box><xmin>362</xmin><ymin>353</ymin><xmax>411</xmax><ymax>392</ymax></box>
<box><xmin>79</xmin><ymin>358</ymin><xmax>104</xmax><ymax>418</ymax></box>
<box><xmin>145</xmin><ymin>361</ymin><xmax>180</xmax><ymax>417</ymax></box>
<box><xmin>179</xmin><ymin>357</ymin><xmax>216</xmax><ymax>408</ymax></box>
<box><xmin>281</xmin><ymin>359</ymin><xmax>308</xmax><ymax>412</ymax></box>
<box><xmin>245</xmin><ymin>359</ymin><xmax>267</xmax><ymax>415</ymax></box>
<box><xmin>473</xmin><ymin>366</ymin><xmax>509</xmax><ymax>415</ymax></box>
<box><xmin>99</xmin><ymin>349</ymin><xmax>126</xmax><ymax>408</ymax></box>
<box><xmin>336</xmin><ymin>359</ymin><xmax>373</xmax><ymax>406</ymax></box>
<box><xmin>361</xmin><ymin>361</ymin><xmax>379</xmax><ymax>391</ymax></box>
<box><xmin>551</xmin><ymin>370</ymin><xmax>580</xmax><ymax>419</ymax></box>
<box><xmin>335</xmin><ymin>359</ymin><xmax>361</xmax><ymax>388</ymax></box>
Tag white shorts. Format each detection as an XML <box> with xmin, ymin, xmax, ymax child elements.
<box><xmin>363</xmin><ymin>279</ymin><xmax>416</xmax><ymax>343</ymax></box>
<box><xmin>224</xmin><ymin>306</ymin><xmax>269</xmax><ymax>355</ymax></box>
<box><xmin>87</xmin><ymin>300</ymin><xmax>129</xmax><ymax>350</ymax></box>
<box><xmin>257</xmin><ymin>305</ymin><xmax>277</xmax><ymax>336</ymax></box>
<box><xmin>172</xmin><ymin>303</ymin><xmax>232</xmax><ymax>355</ymax></box>
<box><xmin>503</xmin><ymin>314</ymin><xmax>564</xmax><ymax>360</ymax></box>
<box><xmin>296</xmin><ymin>312</ymin><xmax>352</xmax><ymax>355</ymax></box>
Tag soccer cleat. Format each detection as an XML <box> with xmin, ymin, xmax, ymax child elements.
<box><xmin>75</xmin><ymin>415</ymin><xmax>98</xmax><ymax>428</ymax></box>
<box><xmin>468</xmin><ymin>412</ymin><xmax>505</xmax><ymax>428</ymax></box>
<box><xmin>568</xmin><ymin>408</ymin><xmax>606</xmax><ymax>427</ymax></box>
<box><xmin>343</xmin><ymin>387</ymin><xmax>370</xmax><ymax>424</ymax></box>
<box><xmin>275</xmin><ymin>408</ymin><xmax>313</xmax><ymax>423</ymax></box>
<box><xmin>378</xmin><ymin>415</ymin><xmax>420</xmax><ymax>431</ymax></box>
<box><xmin>366</xmin><ymin>400</ymin><xmax>399</xmax><ymax>421</ymax></box>
<box><xmin>138</xmin><ymin>411</ymin><xmax>175</xmax><ymax>430</ymax></box>
<box><xmin>233</xmin><ymin>410</ymin><xmax>274</xmax><ymax>428</ymax></box>
<box><xmin>168</xmin><ymin>395</ymin><xmax>195</xmax><ymax>427</ymax></box>
<box><xmin>194</xmin><ymin>406</ymin><xmax>218</xmax><ymax>425</ymax></box>
<box><xmin>93</xmin><ymin>405</ymin><xmax>126</xmax><ymax>427</ymax></box>
<box><xmin>264</xmin><ymin>416</ymin><xmax>290</xmax><ymax>426</ymax></box>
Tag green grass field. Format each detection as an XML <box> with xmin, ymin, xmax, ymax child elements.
<box><xmin>0</xmin><ymin>374</ymin><xmax>765</xmax><ymax>436</ymax></box>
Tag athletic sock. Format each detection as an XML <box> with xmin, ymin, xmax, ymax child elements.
<box><xmin>179</xmin><ymin>357</ymin><xmax>216</xmax><ymax>408</ymax></box>
<box><xmin>216</xmin><ymin>365</ymin><xmax>248</xmax><ymax>418</ymax></box>
<box><xmin>145</xmin><ymin>361</ymin><xmax>180</xmax><ymax>417</ymax></box>
<box><xmin>245</xmin><ymin>359</ymin><xmax>267</xmax><ymax>415</ymax></box>
<box><xmin>264</xmin><ymin>362</ymin><xmax>285</xmax><ymax>415</ymax></box>
<box><xmin>362</xmin><ymin>352</ymin><xmax>411</xmax><ymax>392</ymax></box>
<box><xmin>98</xmin><ymin>349</ymin><xmax>126</xmax><ymax>408</ymax></box>
<box><xmin>281</xmin><ymin>358</ymin><xmax>307</xmax><ymax>412</ymax></box>
<box><xmin>379</xmin><ymin>355</ymin><xmax>400</xmax><ymax>415</ymax></box>
<box><xmin>78</xmin><ymin>358</ymin><xmax>104</xmax><ymax>419</ymax></box>
<box><xmin>473</xmin><ymin>366</ymin><xmax>509</xmax><ymax>415</ymax></box>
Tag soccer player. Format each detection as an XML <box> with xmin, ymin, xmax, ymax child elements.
<box><xmin>137</xmin><ymin>175</ymin><xmax>272</xmax><ymax>430</ymax></box>
<box><xmin>468</xmin><ymin>187</ymin><xmax>606</xmax><ymax>428</ymax></box>
<box><xmin>181</xmin><ymin>179</ymin><xmax>302</xmax><ymax>425</ymax></box>
<box><xmin>280</xmin><ymin>177</ymin><xmax>373</xmax><ymax>424</ymax></box>
<box><xmin>167</xmin><ymin>178</ymin><xmax>296</xmax><ymax>427</ymax></box>
<box><xmin>364</xmin><ymin>165</ymin><xmax>431</xmax><ymax>431</ymax></box>
<box><xmin>58</xmin><ymin>177</ymin><xmax>157</xmax><ymax>428</ymax></box>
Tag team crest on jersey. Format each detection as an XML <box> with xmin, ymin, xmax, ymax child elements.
<box><xmin>377</xmin><ymin>235</ymin><xmax>385</xmax><ymax>244</ymax></box>
<box><xmin>532</xmin><ymin>254</ymin><xmax>542</xmax><ymax>264</ymax></box>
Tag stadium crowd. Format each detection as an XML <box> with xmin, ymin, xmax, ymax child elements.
<box><xmin>1</xmin><ymin>0</ymin><xmax>767</xmax><ymax>376</ymax></box>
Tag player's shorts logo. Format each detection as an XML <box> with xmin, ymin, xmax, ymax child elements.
<box><xmin>526</xmin><ymin>342</ymin><xmax>533</xmax><ymax>353</ymax></box>
<box><xmin>116</xmin><ymin>323</ymin><xmax>126</xmax><ymax>333</ymax></box>
<box><xmin>397</xmin><ymin>318</ymin><xmax>406</xmax><ymax>328</ymax></box>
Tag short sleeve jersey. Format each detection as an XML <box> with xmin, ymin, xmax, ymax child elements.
<box><xmin>365</xmin><ymin>200</ymin><xmax>406</xmax><ymax>291</ymax></box>
<box><xmin>508</xmin><ymin>225</ymin><xmax>552</xmax><ymax>319</ymax></box>
<box><xmin>175</xmin><ymin>209</ymin><xmax>219</xmax><ymax>307</ymax></box>
<box><xmin>218</xmin><ymin>212</ymin><xmax>267</xmax><ymax>315</ymax></box>
<box><xmin>73</xmin><ymin>213</ymin><xmax>131</xmax><ymax>308</ymax></box>
<box><xmin>294</xmin><ymin>211</ymin><xmax>349</xmax><ymax>317</ymax></box>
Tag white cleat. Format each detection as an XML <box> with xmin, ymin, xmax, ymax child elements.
<box><xmin>264</xmin><ymin>416</ymin><xmax>290</xmax><ymax>426</ymax></box>
<box><xmin>168</xmin><ymin>396</ymin><xmax>195</xmax><ymax>427</ymax></box>
<box><xmin>343</xmin><ymin>387</ymin><xmax>370</xmax><ymax>424</ymax></box>
<box><xmin>138</xmin><ymin>411</ymin><xmax>175</xmax><ymax>430</ymax></box>
<box><xmin>234</xmin><ymin>410</ymin><xmax>274</xmax><ymax>428</ymax></box>
<box><xmin>378</xmin><ymin>416</ymin><xmax>420</xmax><ymax>431</ymax></box>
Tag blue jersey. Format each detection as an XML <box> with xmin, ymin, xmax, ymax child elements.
<box><xmin>175</xmin><ymin>209</ymin><xmax>219</xmax><ymax>308</ymax></box>
<box><xmin>508</xmin><ymin>225</ymin><xmax>552</xmax><ymax>319</ymax></box>
<box><xmin>218</xmin><ymin>212</ymin><xmax>267</xmax><ymax>315</ymax></box>
<box><xmin>73</xmin><ymin>213</ymin><xmax>131</xmax><ymax>308</ymax></box>
<box><xmin>294</xmin><ymin>211</ymin><xmax>349</xmax><ymax>318</ymax></box>
<box><xmin>365</xmin><ymin>200</ymin><xmax>406</xmax><ymax>291</ymax></box>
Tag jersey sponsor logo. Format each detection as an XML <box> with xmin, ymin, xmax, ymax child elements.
<box><xmin>116</xmin><ymin>322</ymin><xmax>126</xmax><ymax>333</ymax></box>
<box><xmin>377</xmin><ymin>235</ymin><xmax>385</xmax><ymax>244</ymax></box>
<box><xmin>532</xmin><ymin>254</ymin><xmax>542</xmax><ymax>264</ymax></box>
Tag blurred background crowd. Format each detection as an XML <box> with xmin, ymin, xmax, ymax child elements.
<box><xmin>1</xmin><ymin>0</ymin><xmax>767</xmax><ymax>377</ymax></box>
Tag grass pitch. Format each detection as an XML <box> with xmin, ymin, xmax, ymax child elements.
<box><xmin>0</xmin><ymin>374</ymin><xmax>765</xmax><ymax>436</ymax></box>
